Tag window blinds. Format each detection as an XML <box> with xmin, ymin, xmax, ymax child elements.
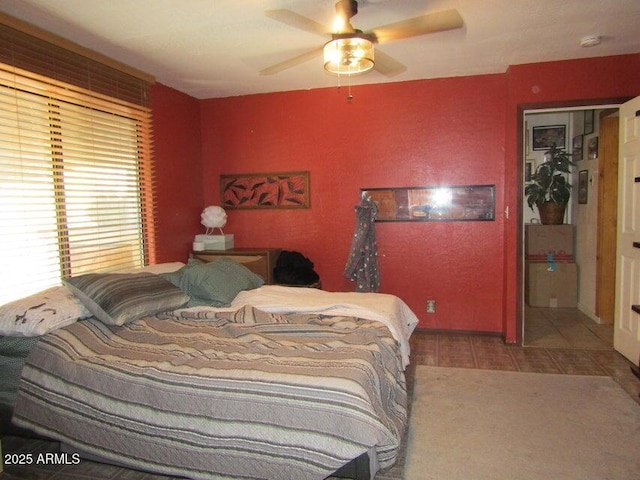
<box><xmin>0</xmin><ymin>63</ymin><xmax>155</xmax><ymax>304</ymax></box>
<box><xmin>0</xmin><ymin>16</ymin><xmax>152</xmax><ymax>108</ymax></box>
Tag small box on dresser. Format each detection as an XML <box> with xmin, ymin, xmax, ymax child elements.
<box><xmin>194</xmin><ymin>234</ymin><xmax>234</xmax><ymax>251</ymax></box>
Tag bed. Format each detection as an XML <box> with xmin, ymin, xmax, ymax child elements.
<box><xmin>1</xmin><ymin>258</ymin><xmax>418</xmax><ymax>480</ymax></box>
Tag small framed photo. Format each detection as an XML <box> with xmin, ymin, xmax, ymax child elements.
<box><xmin>572</xmin><ymin>134</ymin><xmax>583</xmax><ymax>160</ymax></box>
<box><xmin>532</xmin><ymin>125</ymin><xmax>566</xmax><ymax>150</ymax></box>
<box><xmin>584</xmin><ymin>110</ymin><xmax>594</xmax><ymax>135</ymax></box>
<box><xmin>578</xmin><ymin>170</ymin><xmax>588</xmax><ymax>204</ymax></box>
<box><xmin>588</xmin><ymin>136</ymin><xmax>599</xmax><ymax>159</ymax></box>
<box><xmin>525</xmin><ymin>160</ymin><xmax>534</xmax><ymax>182</ymax></box>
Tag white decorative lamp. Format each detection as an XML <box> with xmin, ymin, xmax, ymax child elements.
<box><xmin>193</xmin><ymin>206</ymin><xmax>234</xmax><ymax>251</ymax></box>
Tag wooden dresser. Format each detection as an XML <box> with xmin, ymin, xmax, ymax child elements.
<box><xmin>191</xmin><ymin>248</ymin><xmax>281</xmax><ymax>284</ymax></box>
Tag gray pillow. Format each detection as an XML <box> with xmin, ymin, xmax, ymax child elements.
<box><xmin>64</xmin><ymin>273</ymin><xmax>190</xmax><ymax>326</ymax></box>
<box><xmin>163</xmin><ymin>257</ymin><xmax>264</xmax><ymax>307</ymax></box>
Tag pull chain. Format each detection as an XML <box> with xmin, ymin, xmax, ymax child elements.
<box><xmin>336</xmin><ymin>72</ymin><xmax>354</xmax><ymax>102</ymax></box>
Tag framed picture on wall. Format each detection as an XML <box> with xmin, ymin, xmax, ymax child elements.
<box><xmin>360</xmin><ymin>185</ymin><xmax>495</xmax><ymax>222</ymax></box>
<box><xmin>578</xmin><ymin>170</ymin><xmax>588</xmax><ymax>204</ymax></box>
<box><xmin>584</xmin><ymin>110</ymin><xmax>594</xmax><ymax>135</ymax></box>
<box><xmin>572</xmin><ymin>134</ymin><xmax>584</xmax><ymax>160</ymax></box>
<box><xmin>588</xmin><ymin>136</ymin><xmax>599</xmax><ymax>159</ymax></box>
<box><xmin>220</xmin><ymin>171</ymin><xmax>310</xmax><ymax>209</ymax></box>
<box><xmin>525</xmin><ymin>160</ymin><xmax>534</xmax><ymax>182</ymax></box>
<box><xmin>532</xmin><ymin>125</ymin><xmax>566</xmax><ymax>150</ymax></box>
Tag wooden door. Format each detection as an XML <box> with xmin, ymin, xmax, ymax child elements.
<box><xmin>614</xmin><ymin>96</ymin><xmax>640</xmax><ymax>365</ymax></box>
<box><xmin>596</xmin><ymin>114</ymin><xmax>619</xmax><ymax>323</ymax></box>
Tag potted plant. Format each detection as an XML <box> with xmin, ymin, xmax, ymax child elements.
<box><xmin>525</xmin><ymin>144</ymin><xmax>577</xmax><ymax>225</ymax></box>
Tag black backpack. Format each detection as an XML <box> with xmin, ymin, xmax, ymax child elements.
<box><xmin>274</xmin><ymin>251</ymin><xmax>320</xmax><ymax>286</ymax></box>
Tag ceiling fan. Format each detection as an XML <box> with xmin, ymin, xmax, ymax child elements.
<box><xmin>260</xmin><ymin>0</ymin><xmax>464</xmax><ymax>77</ymax></box>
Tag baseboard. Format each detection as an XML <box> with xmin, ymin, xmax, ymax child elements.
<box><xmin>577</xmin><ymin>302</ymin><xmax>602</xmax><ymax>323</ymax></box>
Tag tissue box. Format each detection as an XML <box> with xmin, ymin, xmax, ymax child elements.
<box><xmin>195</xmin><ymin>234</ymin><xmax>234</xmax><ymax>251</ymax></box>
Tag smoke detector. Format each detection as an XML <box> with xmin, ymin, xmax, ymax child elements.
<box><xmin>580</xmin><ymin>35</ymin><xmax>601</xmax><ymax>48</ymax></box>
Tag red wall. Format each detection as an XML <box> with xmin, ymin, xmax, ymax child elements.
<box><xmin>151</xmin><ymin>53</ymin><xmax>640</xmax><ymax>339</ymax></box>
<box><xmin>501</xmin><ymin>54</ymin><xmax>640</xmax><ymax>342</ymax></box>
<box><xmin>151</xmin><ymin>83</ymin><xmax>204</xmax><ymax>263</ymax></box>
<box><xmin>199</xmin><ymin>75</ymin><xmax>507</xmax><ymax>333</ymax></box>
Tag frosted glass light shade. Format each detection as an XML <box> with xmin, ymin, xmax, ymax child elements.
<box><xmin>323</xmin><ymin>37</ymin><xmax>374</xmax><ymax>75</ymax></box>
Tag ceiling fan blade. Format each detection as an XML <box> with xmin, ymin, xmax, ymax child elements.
<box><xmin>260</xmin><ymin>46</ymin><xmax>324</xmax><ymax>76</ymax></box>
<box><xmin>372</xmin><ymin>8</ymin><xmax>463</xmax><ymax>44</ymax></box>
<box><xmin>373</xmin><ymin>49</ymin><xmax>406</xmax><ymax>77</ymax></box>
<box><xmin>265</xmin><ymin>9</ymin><xmax>329</xmax><ymax>37</ymax></box>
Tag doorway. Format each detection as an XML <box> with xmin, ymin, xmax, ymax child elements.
<box><xmin>521</xmin><ymin>105</ymin><xmax>620</xmax><ymax>346</ymax></box>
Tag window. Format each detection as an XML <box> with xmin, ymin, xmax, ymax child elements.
<box><xmin>0</xmin><ymin>63</ymin><xmax>155</xmax><ymax>304</ymax></box>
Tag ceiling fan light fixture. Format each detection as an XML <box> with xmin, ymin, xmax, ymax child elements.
<box><xmin>323</xmin><ymin>37</ymin><xmax>374</xmax><ymax>75</ymax></box>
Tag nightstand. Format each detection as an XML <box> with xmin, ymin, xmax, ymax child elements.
<box><xmin>191</xmin><ymin>248</ymin><xmax>281</xmax><ymax>284</ymax></box>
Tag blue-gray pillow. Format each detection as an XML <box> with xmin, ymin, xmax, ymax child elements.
<box><xmin>64</xmin><ymin>273</ymin><xmax>190</xmax><ymax>326</ymax></box>
<box><xmin>161</xmin><ymin>257</ymin><xmax>203</xmax><ymax>286</ymax></box>
<box><xmin>164</xmin><ymin>257</ymin><xmax>264</xmax><ymax>307</ymax></box>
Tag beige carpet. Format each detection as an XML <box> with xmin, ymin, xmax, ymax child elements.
<box><xmin>405</xmin><ymin>367</ymin><xmax>640</xmax><ymax>480</ymax></box>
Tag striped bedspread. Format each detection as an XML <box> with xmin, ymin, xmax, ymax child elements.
<box><xmin>12</xmin><ymin>304</ymin><xmax>407</xmax><ymax>480</ymax></box>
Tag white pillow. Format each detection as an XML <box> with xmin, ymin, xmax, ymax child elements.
<box><xmin>0</xmin><ymin>286</ymin><xmax>92</xmax><ymax>337</ymax></box>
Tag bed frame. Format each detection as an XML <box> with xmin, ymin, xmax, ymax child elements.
<box><xmin>334</xmin><ymin>452</ymin><xmax>372</xmax><ymax>479</ymax></box>
<box><xmin>61</xmin><ymin>445</ymin><xmax>372</xmax><ymax>480</ymax></box>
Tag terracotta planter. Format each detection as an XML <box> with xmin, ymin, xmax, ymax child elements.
<box><xmin>537</xmin><ymin>201</ymin><xmax>566</xmax><ymax>225</ymax></box>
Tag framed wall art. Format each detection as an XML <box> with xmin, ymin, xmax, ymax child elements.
<box><xmin>220</xmin><ymin>171</ymin><xmax>310</xmax><ymax>209</ymax></box>
<box><xmin>361</xmin><ymin>185</ymin><xmax>495</xmax><ymax>222</ymax></box>
<box><xmin>578</xmin><ymin>170</ymin><xmax>589</xmax><ymax>204</ymax></box>
<box><xmin>588</xmin><ymin>137</ymin><xmax>599</xmax><ymax>159</ymax></box>
<box><xmin>584</xmin><ymin>110</ymin><xmax>594</xmax><ymax>135</ymax></box>
<box><xmin>532</xmin><ymin>125</ymin><xmax>566</xmax><ymax>150</ymax></box>
<box><xmin>525</xmin><ymin>160</ymin><xmax>534</xmax><ymax>182</ymax></box>
<box><xmin>572</xmin><ymin>134</ymin><xmax>584</xmax><ymax>160</ymax></box>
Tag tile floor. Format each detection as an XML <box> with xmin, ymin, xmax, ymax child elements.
<box><xmin>408</xmin><ymin>307</ymin><xmax>640</xmax><ymax>402</ymax></box>
<box><xmin>2</xmin><ymin>307</ymin><xmax>639</xmax><ymax>480</ymax></box>
<box><xmin>524</xmin><ymin>306</ymin><xmax>614</xmax><ymax>349</ymax></box>
<box><xmin>393</xmin><ymin>307</ymin><xmax>640</xmax><ymax>479</ymax></box>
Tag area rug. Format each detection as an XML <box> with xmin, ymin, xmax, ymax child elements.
<box><xmin>404</xmin><ymin>366</ymin><xmax>640</xmax><ymax>480</ymax></box>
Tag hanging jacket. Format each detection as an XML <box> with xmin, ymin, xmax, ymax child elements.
<box><xmin>343</xmin><ymin>197</ymin><xmax>380</xmax><ymax>292</ymax></box>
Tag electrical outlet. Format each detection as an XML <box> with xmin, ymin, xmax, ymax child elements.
<box><xmin>426</xmin><ymin>300</ymin><xmax>436</xmax><ymax>313</ymax></box>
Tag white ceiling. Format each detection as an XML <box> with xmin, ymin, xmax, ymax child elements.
<box><xmin>1</xmin><ymin>0</ymin><xmax>639</xmax><ymax>99</ymax></box>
